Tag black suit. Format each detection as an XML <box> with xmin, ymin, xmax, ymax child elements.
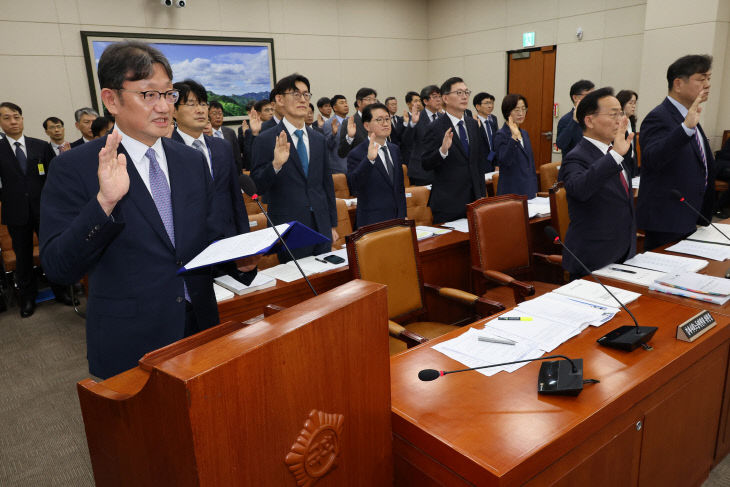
<box><xmin>0</xmin><ymin>136</ymin><xmax>63</xmax><ymax>299</ymax></box>
<box><xmin>404</xmin><ymin>110</ymin><xmax>439</xmax><ymax>186</ymax></box>
<box><xmin>422</xmin><ymin>115</ymin><xmax>488</xmax><ymax>223</ymax></box>
<box><xmin>216</xmin><ymin>126</ymin><xmax>243</xmax><ymax>173</ymax></box>
<box><xmin>388</xmin><ymin>115</ymin><xmax>404</xmax><ymax>145</ymax></box>
<box><xmin>337</xmin><ymin>113</ymin><xmax>367</xmax><ymax>159</ymax></box>
<box><xmin>70</xmin><ymin>137</ymin><xmax>85</xmax><ymax>148</ymax></box>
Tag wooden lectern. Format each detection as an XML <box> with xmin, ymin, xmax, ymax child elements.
<box><xmin>78</xmin><ymin>280</ymin><xmax>393</xmax><ymax>486</ymax></box>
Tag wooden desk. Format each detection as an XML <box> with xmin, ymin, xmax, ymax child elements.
<box><xmin>391</xmin><ymin>296</ymin><xmax>730</xmax><ymax>486</ymax></box>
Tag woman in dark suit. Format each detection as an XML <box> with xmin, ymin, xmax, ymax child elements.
<box><xmin>493</xmin><ymin>93</ymin><xmax>538</xmax><ymax>198</ymax></box>
<box><xmin>616</xmin><ymin>89</ymin><xmax>639</xmax><ymax>176</ymax></box>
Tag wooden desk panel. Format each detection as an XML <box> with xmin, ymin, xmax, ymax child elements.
<box><xmin>390</xmin><ymin>296</ymin><xmax>730</xmax><ymax>486</ymax></box>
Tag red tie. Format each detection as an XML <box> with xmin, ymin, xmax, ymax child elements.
<box><xmin>609</xmin><ymin>145</ymin><xmax>630</xmax><ymax>196</ymax></box>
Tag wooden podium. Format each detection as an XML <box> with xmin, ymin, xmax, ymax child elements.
<box><xmin>78</xmin><ymin>280</ymin><xmax>393</xmax><ymax>487</ymax></box>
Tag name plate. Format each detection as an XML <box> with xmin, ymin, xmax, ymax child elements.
<box><xmin>676</xmin><ymin>310</ymin><xmax>716</xmax><ymax>342</ymax></box>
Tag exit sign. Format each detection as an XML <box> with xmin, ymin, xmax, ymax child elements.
<box><xmin>523</xmin><ymin>32</ymin><xmax>535</xmax><ymax>47</ymax></box>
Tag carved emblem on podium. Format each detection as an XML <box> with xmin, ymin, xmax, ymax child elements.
<box><xmin>285</xmin><ymin>409</ymin><xmax>345</xmax><ymax>486</ymax></box>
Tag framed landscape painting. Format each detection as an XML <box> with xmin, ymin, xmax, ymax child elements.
<box><xmin>81</xmin><ymin>31</ymin><xmax>276</xmax><ymax>122</ymax></box>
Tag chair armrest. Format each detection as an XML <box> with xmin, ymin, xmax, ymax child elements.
<box><xmin>479</xmin><ymin>268</ymin><xmax>535</xmax><ymax>298</ymax></box>
<box><xmin>389</xmin><ymin>320</ymin><xmax>428</xmax><ymax>348</ymax></box>
<box><xmin>536</xmin><ymin>191</ymin><xmax>549</xmax><ymax>198</ymax></box>
<box><xmin>533</xmin><ymin>252</ymin><xmax>562</xmax><ymax>266</ymax></box>
<box><xmin>423</xmin><ymin>283</ymin><xmax>505</xmax><ymax>317</ymax></box>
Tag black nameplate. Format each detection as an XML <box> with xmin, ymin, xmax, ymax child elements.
<box><xmin>676</xmin><ymin>310</ymin><xmax>716</xmax><ymax>342</ymax></box>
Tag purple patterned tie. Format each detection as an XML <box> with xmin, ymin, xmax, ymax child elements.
<box><xmin>695</xmin><ymin>129</ymin><xmax>708</xmax><ymax>188</ymax></box>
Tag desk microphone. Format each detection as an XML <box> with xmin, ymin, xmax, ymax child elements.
<box><xmin>239</xmin><ymin>174</ymin><xmax>317</xmax><ymax>296</ymax></box>
<box><xmin>545</xmin><ymin>226</ymin><xmax>657</xmax><ymax>351</ymax></box>
<box><xmin>418</xmin><ymin>354</ymin><xmax>590</xmax><ymax>396</ymax></box>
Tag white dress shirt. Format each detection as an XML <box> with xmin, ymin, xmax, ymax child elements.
<box><xmin>366</xmin><ymin>137</ymin><xmax>394</xmax><ymax>175</ymax></box>
<box><xmin>583</xmin><ymin>135</ymin><xmax>628</xmax><ymax>185</ymax></box>
<box><xmin>176</xmin><ymin>128</ymin><xmax>213</xmax><ymax>174</ymax></box>
<box><xmin>277</xmin><ymin>117</ymin><xmax>309</xmax><ymax>174</ymax></box>
<box><xmin>116</xmin><ymin>126</ymin><xmax>169</xmax><ymax>193</ymax></box>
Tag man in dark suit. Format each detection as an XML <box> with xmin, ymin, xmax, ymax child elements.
<box><xmin>558</xmin><ymin>88</ymin><xmax>636</xmax><ymax>278</ymax></box>
<box><xmin>251</xmin><ymin>73</ymin><xmax>338</xmax><ymax>261</ymax></box>
<box><xmin>0</xmin><ymin>102</ymin><xmax>72</xmax><ymax>317</ymax></box>
<box><xmin>43</xmin><ymin>116</ymin><xmax>71</xmax><ymax>156</ymax></box>
<box><xmin>70</xmin><ymin>107</ymin><xmax>98</xmax><ymax>148</ymax></box>
<box><xmin>556</xmin><ymin>80</ymin><xmax>594</xmax><ymax>158</ymax></box>
<box><xmin>384</xmin><ymin>96</ymin><xmax>403</xmax><ymax>145</ymax></box>
<box><xmin>40</xmin><ymin>41</ymin><xmax>221</xmax><ymax>379</ymax></box>
<box><xmin>422</xmin><ymin>78</ymin><xmax>488</xmax><ymax>223</ymax></box>
<box><xmin>347</xmin><ymin>103</ymin><xmax>407</xmax><ymax>228</ymax></box>
<box><xmin>208</xmin><ymin>100</ymin><xmax>244</xmax><ymax>173</ymax></box>
<box><xmin>637</xmin><ymin>54</ymin><xmax>715</xmax><ymax>250</ymax></box>
<box><xmin>338</xmin><ymin>87</ymin><xmax>377</xmax><ymax>159</ymax></box>
<box><xmin>398</xmin><ymin>91</ymin><xmax>422</xmax><ymax>165</ymax></box>
<box><xmin>473</xmin><ymin>92</ymin><xmax>498</xmax><ymax>172</ymax></box>
<box><xmin>323</xmin><ymin>94</ymin><xmax>349</xmax><ymax>175</ymax></box>
<box><xmin>404</xmin><ymin>85</ymin><xmax>442</xmax><ymax>185</ymax></box>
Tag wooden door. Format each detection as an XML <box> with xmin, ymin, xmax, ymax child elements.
<box><xmin>507</xmin><ymin>45</ymin><xmax>556</xmax><ymax>168</ymax></box>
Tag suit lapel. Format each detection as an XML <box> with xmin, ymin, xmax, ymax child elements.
<box><xmin>0</xmin><ymin>138</ymin><xmax>23</xmax><ymax>177</ymax></box>
<box><xmin>164</xmin><ymin>139</ymin><xmax>189</xmax><ymax>253</ymax></box>
<box><xmin>664</xmin><ymin>98</ymin><xmax>706</xmax><ymax>170</ymax></box>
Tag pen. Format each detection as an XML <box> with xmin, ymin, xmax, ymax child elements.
<box><xmin>314</xmin><ymin>257</ymin><xmax>328</xmax><ymax>264</ymax></box>
<box><xmin>610</xmin><ymin>267</ymin><xmax>636</xmax><ymax>274</ymax></box>
<box><xmin>478</xmin><ymin>336</ymin><xmax>516</xmax><ymax>345</ymax></box>
<box><xmin>497</xmin><ymin>316</ymin><xmax>532</xmax><ymax>321</ymax></box>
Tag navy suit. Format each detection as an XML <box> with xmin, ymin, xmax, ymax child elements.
<box><xmin>40</xmin><ymin>137</ymin><xmax>221</xmax><ymax>379</ymax></box>
<box><xmin>323</xmin><ymin>117</ymin><xmax>348</xmax><ymax>174</ymax></box>
<box><xmin>219</xmin><ymin>126</ymin><xmax>244</xmax><ymax>173</ymax></box>
<box><xmin>558</xmin><ymin>138</ymin><xmax>636</xmax><ymax>276</ymax></box>
<box><xmin>388</xmin><ymin>115</ymin><xmax>404</xmax><ymax>145</ymax></box>
<box><xmin>637</xmin><ymin>97</ymin><xmax>715</xmax><ymax>248</ymax></box>
<box><xmin>251</xmin><ymin>121</ymin><xmax>337</xmax><ymax>259</ymax></box>
<box><xmin>404</xmin><ymin>110</ymin><xmax>438</xmax><ymax>186</ymax></box>
<box><xmin>493</xmin><ymin>124</ymin><xmax>538</xmax><ymax>198</ymax></box>
<box><xmin>337</xmin><ymin>113</ymin><xmax>367</xmax><ymax>159</ymax></box>
<box><xmin>556</xmin><ymin>109</ymin><xmax>582</xmax><ymax>157</ymax></box>
<box><xmin>422</xmin><ymin>115</ymin><xmax>488</xmax><ymax>223</ymax></box>
<box><xmin>70</xmin><ymin>137</ymin><xmax>85</xmax><ymax>148</ymax></box>
<box><xmin>347</xmin><ymin>139</ymin><xmax>406</xmax><ymax>228</ymax></box>
<box><xmin>477</xmin><ymin>116</ymin><xmax>497</xmax><ymax>172</ymax></box>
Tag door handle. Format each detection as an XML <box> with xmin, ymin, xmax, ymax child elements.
<box><xmin>541</xmin><ymin>131</ymin><xmax>553</xmax><ymax>138</ymax></box>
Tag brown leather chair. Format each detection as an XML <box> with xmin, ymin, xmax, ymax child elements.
<box><xmin>248</xmin><ymin>213</ymin><xmax>268</xmax><ymax>232</ymax></box>
<box><xmin>491</xmin><ymin>172</ymin><xmax>499</xmax><ymax>195</ymax></box>
<box><xmin>402</xmin><ymin>164</ymin><xmax>410</xmax><ymax>187</ymax></box>
<box><xmin>243</xmin><ymin>193</ymin><xmax>266</xmax><ymax>215</ymax></box>
<box><xmin>346</xmin><ymin>219</ymin><xmax>504</xmax><ymax>355</ymax></box>
<box><xmin>405</xmin><ymin>186</ymin><xmax>433</xmax><ymax>225</ymax></box>
<box><xmin>548</xmin><ymin>182</ymin><xmax>570</xmax><ymax>242</ymax></box>
<box><xmin>467</xmin><ymin>195</ymin><xmax>561</xmax><ymax>307</ymax></box>
<box><xmin>333</xmin><ymin>198</ymin><xmax>353</xmax><ymax>249</ymax></box>
<box><xmin>539</xmin><ymin>161</ymin><xmax>561</xmax><ymax>194</ymax></box>
<box><xmin>332</xmin><ymin>173</ymin><xmax>352</xmax><ymax>199</ymax></box>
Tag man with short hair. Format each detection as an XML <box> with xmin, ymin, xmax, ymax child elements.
<box><xmin>43</xmin><ymin>116</ymin><xmax>70</xmax><ymax>155</ymax></box>
<box><xmin>473</xmin><ymin>92</ymin><xmax>498</xmax><ymax>171</ymax></box>
<box><xmin>316</xmin><ymin>97</ymin><xmax>332</xmax><ymax>122</ymax></box>
<box><xmin>384</xmin><ymin>96</ymin><xmax>403</xmax><ymax>144</ymax></box>
<box><xmin>40</xmin><ymin>41</ymin><xmax>222</xmax><ymax>378</ymax></box>
<box><xmin>251</xmin><ymin>73</ymin><xmax>338</xmax><ymax>261</ymax></box>
<box><xmin>208</xmin><ymin>100</ymin><xmax>244</xmax><ymax>172</ymax></box>
<box><xmin>323</xmin><ymin>94</ymin><xmax>349</xmax><ymax>174</ymax></box>
<box><xmin>70</xmin><ymin>107</ymin><xmax>99</xmax><ymax>147</ymax></box>
<box><xmin>347</xmin><ymin>103</ymin><xmax>406</xmax><ymax>228</ymax></box>
<box><xmin>558</xmin><ymin>87</ymin><xmax>636</xmax><ymax>278</ymax></box>
<box><xmin>0</xmin><ymin>102</ymin><xmax>70</xmax><ymax>317</ymax></box>
<box><xmin>338</xmin><ymin>87</ymin><xmax>377</xmax><ymax>158</ymax></box>
<box><xmin>405</xmin><ymin>85</ymin><xmax>442</xmax><ymax>185</ymax></box>
<box><xmin>637</xmin><ymin>54</ymin><xmax>715</xmax><ymax>250</ymax></box>
<box><xmin>556</xmin><ymin>80</ymin><xmax>594</xmax><ymax>157</ymax></box>
<box><xmin>422</xmin><ymin>78</ymin><xmax>488</xmax><ymax>223</ymax></box>
<box><xmin>90</xmin><ymin>116</ymin><xmax>114</xmax><ymax>139</ymax></box>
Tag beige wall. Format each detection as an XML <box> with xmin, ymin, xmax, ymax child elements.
<box><xmin>0</xmin><ymin>0</ymin><xmax>427</xmax><ymax>140</ymax></box>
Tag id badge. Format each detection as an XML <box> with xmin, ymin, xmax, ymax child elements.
<box><xmin>37</xmin><ymin>164</ymin><xmax>45</xmax><ymax>175</ymax></box>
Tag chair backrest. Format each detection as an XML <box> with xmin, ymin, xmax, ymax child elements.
<box><xmin>247</xmin><ymin>213</ymin><xmax>268</xmax><ymax>232</ymax></box>
<box><xmin>549</xmin><ymin>181</ymin><xmax>570</xmax><ymax>242</ymax></box>
<box><xmin>333</xmin><ymin>198</ymin><xmax>353</xmax><ymax>249</ymax></box>
<box><xmin>491</xmin><ymin>172</ymin><xmax>499</xmax><ymax>195</ymax></box>
<box><xmin>402</xmin><ymin>164</ymin><xmax>410</xmax><ymax>187</ymax></box>
<box><xmin>243</xmin><ymin>193</ymin><xmax>265</xmax><ymax>215</ymax></box>
<box><xmin>346</xmin><ymin>219</ymin><xmax>425</xmax><ymax>320</ymax></box>
<box><xmin>405</xmin><ymin>186</ymin><xmax>433</xmax><ymax>225</ymax></box>
<box><xmin>466</xmin><ymin>195</ymin><xmax>532</xmax><ymax>273</ymax></box>
<box><xmin>332</xmin><ymin>173</ymin><xmax>352</xmax><ymax>199</ymax></box>
<box><xmin>539</xmin><ymin>161</ymin><xmax>561</xmax><ymax>192</ymax></box>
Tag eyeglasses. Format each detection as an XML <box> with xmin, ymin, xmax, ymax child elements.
<box><xmin>372</xmin><ymin>116</ymin><xmax>392</xmax><ymax>124</ymax></box>
<box><xmin>511</xmin><ymin>107</ymin><xmax>528</xmax><ymax>114</ymax></box>
<box><xmin>182</xmin><ymin>101</ymin><xmax>209</xmax><ymax>108</ymax></box>
<box><xmin>360</xmin><ymin>96</ymin><xmax>377</xmax><ymax>103</ymax></box>
<box><xmin>283</xmin><ymin>91</ymin><xmax>312</xmax><ymax>101</ymax></box>
<box><xmin>118</xmin><ymin>89</ymin><xmax>180</xmax><ymax>105</ymax></box>
<box><xmin>444</xmin><ymin>90</ymin><xmax>472</xmax><ymax>98</ymax></box>
<box><xmin>594</xmin><ymin>111</ymin><xmax>625</xmax><ymax>120</ymax></box>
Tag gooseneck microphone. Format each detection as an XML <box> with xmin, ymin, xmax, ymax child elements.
<box><xmin>419</xmin><ymin>354</ymin><xmax>590</xmax><ymax>396</ymax></box>
<box><xmin>671</xmin><ymin>188</ymin><xmax>730</xmax><ymax>242</ymax></box>
<box><xmin>546</xmin><ymin>226</ymin><xmax>657</xmax><ymax>351</ymax></box>
<box><xmin>239</xmin><ymin>174</ymin><xmax>318</xmax><ymax>297</ymax></box>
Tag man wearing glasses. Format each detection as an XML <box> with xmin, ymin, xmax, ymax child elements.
<box><xmin>557</xmin><ymin>88</ymin><xmax>636</xmax><ymax>279</ymax></box>
<box><xmin>422</xmin><ymin>77</ymin><xmax>488</xmax><ymax>223</ymax></box>
<box><xmin>40</xmin><ymin>41</ymin><xmax>222</xmax><ymax>379</ymax></box>
<box><xmin>251</xmin><ymin>73</ymin><xmax>338</xmax><ymax>261</ymax></box>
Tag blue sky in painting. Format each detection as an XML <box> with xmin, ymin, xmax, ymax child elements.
<box><xmin>92</xmin><ymin>41</ymin><xmax>272</xmax><ymax>95</ymax></box>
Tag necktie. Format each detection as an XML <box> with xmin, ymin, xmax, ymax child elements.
<box><xmin>14</xmin><ymin>142</ymin><xmax>27</xmax><ymax>174</ymax></box>
<box><xmin>294</xmin><ymin>129</ymin><xmax>309</xmax><ymax>176</ymax></box>
<box><xmin>214</xmin><ymin>130</ymin><xmax>224</xmax><ymax>139</ymax></box>
<box><xmin>457</xmin><ymin>120</ymin><xmax>469</xmax><ymax>156</ymax></box>
<box><xmin>695</xmin><ymin>129</ymin><xmax>708</xmax><ymax>187</ymax></box>
<box><xmin>382</xmin><ymin>146</ymin><xmax>394</xmax><ymax>181</ymax></box>
<box><xmin>192</xmin><ymin>139</ymin><xmax>213</xmax><ymax>179</ymax></box>
<box><xmin>432</xmin><ymin>113</ymin><xmax>437</xmax><ymax>122</ymax></box>
<box><xmin>486</xmin><ymin>119</ymin><xmax>493</xmax><ymax>149</ymax></box>
<box><xmin>608</xmin><ymin>145</ymin><xmax>630</xmax><ymax>196</ymax></box>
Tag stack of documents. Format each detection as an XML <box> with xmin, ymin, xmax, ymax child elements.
<box><xmin>666</xmin><ymin>240</ymin><xmax>730</xmax><ymax>261</ymax></box>
<box><xmin>442</xmin><ymin>218</ymin><xmax>470</xmax><ymax>233</ymax></box>
<box><xmin>484</xmin><ymin>171</ymin><xmax>498</xmax><ymax>183</ymax></box>
<box><xmin>622</xmin><ymin>251</ymin><xmax>708</xmax><ymax>273</ymax></box>
<box><xmin>687</xmin><ymin>223</ymin><xmax>730</xmax><ymax>245</ymax></box>
<box><xmin>649</xmin><ymin>272</ymin><xmax>730</xmax><ymax>305</ymax></box>
<box><xmin>552</xmin><ymin>279</ymin><xmax>641</xmax><ymax>307</ymax></box>
<box><xmin>213</xmin><ymin>283</ymin><xmax>235</xmax><ymax>302</ymax></box>
<box><xmin>342</xmin><ymin>198</ymin><xmax>357</xmax><ymax>207</ymax></box>
<box><xmin>527</xmin><ymin>197</ymin><xmax>551</xmax><ymax>218</ymax></box>
<box><xmin>261</xmin><ymin>249</ymin><xmax>349</xmax><ymax>283</ymax></box>
<box><xmin>594</xmin><ymin>263</ymin><xmax>667</xmax><ymax>287</ymax></box>
<box><xmin>214</xmin><ymin>273</ymin><xmax>276</xmax><ymax>296</ymax></box>
<box><xmin>631</xmin><ymin>176</ymin><xmax>640</xmax><ymax>189</ymax></box>
<box><xmin>415</xmin><ymin>226</ymin><xmax>452</xmax><ymax>240</ymax></box>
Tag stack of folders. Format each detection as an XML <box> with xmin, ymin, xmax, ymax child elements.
<box><xmin>649</xmin><ymin>272</ymin><xmax>730</xmax><ymax>305</ymax></box>
<box><xmin>594</xmin><ymin>252</ymin><xmax>709</xmax><ymax>286</ymax></box>
<box><xmin>214</xmin><ymin>273</ymin><xmax>276</xmax><ymax>296</ymax></box>
<box><xmin>415</xmin><ymin>226</ymin><xmax>452</xmax><ymax>240</ymax></box>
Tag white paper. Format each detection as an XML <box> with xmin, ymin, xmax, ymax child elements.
<box><xmin>482</xmin><ymin>309</ymin><xmax>582</xmax><ymax>353</ymax></box>
<box><xmin>515</xmin><ymin>293</ymin><xmax>618</xmax><ymax>328</ymax></box>
<box><xmin>594</xmin><ymin>263</ymin><xmax>668</xmax><ymax>287</ymax></box>
<box><xmin>527</xmin><ymin>196</ymin><xmax>551</xmax><ymax>218</ymax></box>
<box><xmin>687</xmin><ymin>223</ymin><xmax>730</xmax><ymax>246</ymax></box>
<box><xmin>213</xmin><ymin>283</ymin><xmax>235</xmax><ymax>302</ymax></box>
<box><xmin>484</xmin><ymin>171</ymin><xmax>497</xmax><ymax>182</ymax></box>
<box><xmin>553</xmin><ymin>279</ymin><xmax>641</xmax><ymax>308</ymax></box>
<box><xmin>666</xmin><ymin>240</ymin><xmax>730</xmax><ymax>261</ymax></box>
<box><xmin>442</xmin><ymin>218</ymin><xmax>470</xmax><ymax>233</ymax></box>
<box><xmin>261</xmin><ymin>263</ymin><xmax>308</xmax><ymax>283</ymax></box>
<box><xmin>631</xmin><ymin>176</ymin><xmax>640</xmax><ymax>189</ymax></box>
<box><xmin>342</xmin><ymin>198</ymin><xmax>358</xmax><ymax>207</ymax></box>
<box><xmin>623</xmin><ymin>251</ymin><xmax>708</xmax><ymax>274</ymax></box>
<box><xmin>416</xmin><ymin>225</ymin><xmax>452</xmax><ymax>236</ymax></box>
<box><xmin>183</xmin><ymin>223</ymin><xmax>290</xmax><ymax>271</ymax></box>
<box><xmin>649</xmin><ymin>281</ymin><xmax>730</xmax><ymax>305</ymax></box>
<box><xmin>655</xmin><ymin>272</ymin><xmax>730</xmax><ymax>297</ymax></box>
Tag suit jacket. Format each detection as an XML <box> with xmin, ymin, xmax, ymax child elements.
<box><xmin>40</xmin><ymin>136</ymin><xmax>221</xmax><ymax>379</ymax></box>
<box><xmin>422</xmin><ymin>115</ymin><xmax>488</xmax><ymax>223</ymax></box>
<box><xmin>219</xmin><ymin>126</ymin><xmax>244</xmax><ymax>173</ymax></box>
<box><xmin>0</xmin><ymin>136</ymin><xmax>55</xmax><ymax>226</ymax></box>
<box><xmin>70</xmin><ymin>137</ymin><xmax>85</xmax><ymax>148</ymax></box>
<box><xmin>337</xmin><ymin>113</ymin><xmax>367</xmax><ymax>159</ymax></box>
<box><xmin>170</xmin><ymin>131</ymin><xmax>251</xmax><ymax>238</ymax></box>
<box><xmin>347</xmin><ymin>139</ymin><xmax>406</xmax><ymax>228</ymax></box>
<box><xmin>493</xmin><ymin>125</ymin><xmax>538</xmax><ymax>198</ymax></box>
<box><xmin>251</xmin><ymin>121</ymin><xmax>337</xmax><ymax>238</ymax></box>
<box><xmin>637</xmin><ymin>97</ymin><xmax>715</xmax><ymax>234</ymax></box>
<box><xmin>404</xmin><ymin>109</ymin><xmax>438</xmax><ymax>185</ymax></box>
<box><xmin>323</xmin><ymin>117</ymin><xmax>348</xmax><ymax>174</ymax></box>
<box><xmin>388</xmin><ymin>114</ymin><xmax>404</xmax><ymax>145</ymax></box>
<box><xmin>558</xmin><ymin>138</ymin><xmax>636</xmax><ymax>275</ymax></box>
<box><xmin>556</xmin><ymin>109</ymin><xmax>582</xmax><ymax>158</ymax></box>
<box><xmin>477</xmin><ymin>116</ymin><xmax>497</xmax><ymax>172</ymax></box>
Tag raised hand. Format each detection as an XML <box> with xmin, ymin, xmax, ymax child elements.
<box><xmin>507</xmin><ymin>116</ymin><xmax>521</xmax><ymax>139</ymax></box>
<box><xmin>96</xmin><ymin>130</ymin><xmax>130</xmax><ymax>216</ymax></box>
<box><xmin>272</xmin><ymin>130</ymin><xmax>290</xmax><ymax>171</ymax></box>
<box><xmin>367</xmin><ymin>133</ymin><xmax>380</xmax><ymax>161</ymax></box>
<box><xmin>685</xmin><ymin>87</ymin><xmax>709</xmax><ymax>129</ymax></box>
<box><xmin>316</xmin><ymin>113</ymin><xmax>325</xmax><ymax>128</ymax></box>
<box><xmin>411</xmin><ymin>109</ymin><xmax>421</xmax><ymax>124</ymax></box>
<box><xmin>59</xmin><ymin>141</ymin><xmax>71</xmax><ymax>153</ymax></box>
<box><xmin>347</xmin><ymin>116</ymin><xmax>357</xmax><ymax>138</ymax></box>
<box><xmin>440</xmin><ymin>128</ymin><xmax>454</xmax><ymax>154</ymax></box>
<box><xmin>612</xmin><ymin>115</ymin><xmax>634</xmax><ymax>156</ymax></box>
<box><xmin>331</xmin><ymin>118</ymin><xmax>340</xmax><ymax>136</ymax></box>
<box><xmin>402</xmin><ymin>109</ymin><xmax>410</xmax><ymax>125</ymax></box>
<box><xmin>249</xmin><ymin>109</ymin><xmax>263</xmax><ymax>135</ymax></box>
<box><xmin>241</xmin><ymin>119</ymin><xmax>250</xmax><ymax>133</ymax></box>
